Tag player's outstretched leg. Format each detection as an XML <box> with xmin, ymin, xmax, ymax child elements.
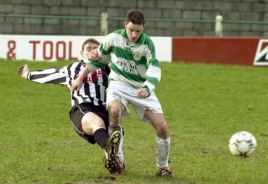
<box><xmin>104</xmin><ymin>125</ymin><xmax>125</xmax><ymax>174</ymax></box>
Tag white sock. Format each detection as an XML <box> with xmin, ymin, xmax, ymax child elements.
<box><xmin>118</xmin><ymin>132</ymin><xmax>124</xmax><ymax>162</ymax></box>
<box><xmin>108</xmin><ymin>126</ymin><xmax>113</xmax><ymax>137</ymax></box>
<box><xmin>156</xmin><ymin>137</ymin><xmax>170</xmax><ymax>168</ymax></box>
<box><xmin>104</xmin><ymin>151</ymin><xmax>108</xmax><ymax>159</ymax></box>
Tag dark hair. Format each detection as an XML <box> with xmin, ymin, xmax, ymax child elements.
<box><xmin>125</xmin><ymin>9</ymin><xmax>145</xmax><ymax>25</ymax></box>
<box><xmin>81</xmin><ymin>38</ymin><xmax>100</xmax><ymax>50</ymax></box>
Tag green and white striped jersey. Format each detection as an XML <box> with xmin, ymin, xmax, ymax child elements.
<box><xmin>91</xmin><ymin>28</ymin><xmax>161</xmax><ymax>93</ymax></box>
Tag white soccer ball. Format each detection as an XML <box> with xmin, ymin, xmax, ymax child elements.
<box><xmin>229</xmin><ymin>131</ymin><xmax>257</xmax><ymax>157</ymax></box>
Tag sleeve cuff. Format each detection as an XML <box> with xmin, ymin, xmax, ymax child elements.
<box><xmin>144</xmin><ymin>81</ymin><xmax>155</xmax><ymax>93</ymax></box>
<box><xmin>87</xmin><ymin>61</ymin><xmax>106</xmax><ymax>69</ymax></box>
<box><xmin>27</xmin><ymin>72</ymin><xmax>31</xmax><ymax>80</ymax></box>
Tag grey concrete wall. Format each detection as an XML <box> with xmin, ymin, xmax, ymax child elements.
<box><xmin>0</xmin><ymin>0</ymin><xmax>267</xmax><ymax>36</ymax></box>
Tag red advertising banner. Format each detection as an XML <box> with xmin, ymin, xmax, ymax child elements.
<box><xmin>172</xmin><ymin>37</ymin><xmax>267</xmax><ymax>66</ymax></box>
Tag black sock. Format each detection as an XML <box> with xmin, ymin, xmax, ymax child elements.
<box><xmin>93</xmin><ymin>128</ymin><xmax>109</xmax><ymax>151</ymax></box>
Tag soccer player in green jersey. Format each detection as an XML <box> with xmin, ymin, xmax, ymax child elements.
<box><xmin>72</xmin><ymin>9</ymin><xmax>172</xmax><ymax>176</ymax></box>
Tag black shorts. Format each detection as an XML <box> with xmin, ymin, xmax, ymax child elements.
<box><xmin>69</xmin><ymin>103</ymin><xmax>109</xmax><ymax>144</ymax></box>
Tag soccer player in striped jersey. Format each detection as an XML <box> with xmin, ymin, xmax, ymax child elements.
<box><xmin>18</xmin><ymin>38</ymin><xmax>124</xmax><ymax>174</ymax></box>
<box><xmin>72</xmin><ymin>10</ymin><xmax>172</xmax><ymax>177</ymax></box>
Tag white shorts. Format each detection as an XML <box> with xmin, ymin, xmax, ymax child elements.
<box><xmin>106</xmin><ymin>80</ymin><xmax>163</xmax><ymax>122</ymax></box>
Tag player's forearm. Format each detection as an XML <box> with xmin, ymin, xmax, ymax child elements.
<box><xmin>144</xmin><ymin>65</ymin><xmax>161</xmax><ymax>93</ymax></box>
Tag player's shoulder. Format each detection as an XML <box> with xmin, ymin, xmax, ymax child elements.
<box><xmin>138</xmin><ymin>32</ymin><xmax>155</xmax><ymax>52</ymax></box>
<box><xmin>107</xmin><ymin>29</ymin><xmax>123</xmax><ymax>39</ymax></box>
<box><xmin>63</xmin><ymin>61</ymin><xmax>84</xmax><ymax>71</ymax></box>
<box><xmin>143</xmin><ymin>32</ymin><xmax>154</xmax><ymax>44</ymax></box>
<box><xmin>103</xmin><ymin>29</ymin><xmax>124</xmax><ymax>44</ymax></box>
<box><xmin>113</xmin><ymin>28</ymin><xmax>124</xmax><ymax>35</ymax></box>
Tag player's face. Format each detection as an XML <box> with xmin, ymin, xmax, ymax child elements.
<box><xmin>125</xmin><ymin>21</ymin><xmax>144</xmax><ymax>43</ymax></box>
<box><xmin>81</xmin><ymin>42</ymin><xmax>99</xmax><ymax>59</ymax></box>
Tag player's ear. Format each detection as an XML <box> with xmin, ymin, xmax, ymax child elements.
<box><xmin>124</xmin><ymin>21</ymin><xmax>128</xmax><ymax>28</ymax></box>
<box><xmin>80</xmin><ymin>50</ymin><xmax>83</xmax><ymax>56</ymax></box>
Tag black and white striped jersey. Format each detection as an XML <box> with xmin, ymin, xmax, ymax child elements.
<box><xmin>27</xmin><ymin>60</ymin><xmax>109</xmax><ymax>108</ymax></box>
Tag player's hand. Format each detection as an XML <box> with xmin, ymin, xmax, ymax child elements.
<box><xmin>18</xmin><ymin>64</ymin><xmax>30</xmax><ymax>79</ymax></box>
<box><xmin>89</xmin><ymin>49</ymin><xmax>101</xmax><ymax>60</ymax></box>
<box><xmin>71</xmin><ymin>78</ymin><xmax>83</xmax><ymax>93</ymax></box>
<box><xmin>136</xmin><ymin>87</ymin><xmax>149</xmax><ymax>98</ymax></box>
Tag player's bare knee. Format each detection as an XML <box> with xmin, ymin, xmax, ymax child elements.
<box><xmin>108</xmin><ymin>105</ymin><xmax>121</xmax><ymax>123</ymax></box>
<box><xmin>157</xmin><ymin>122</ymin><xmax>169</xmax><ymax>138</ymax></box>
<box><xmin>82</xmin><ymin>121</ymin><xmax>93</xmax><ymax>135</ymax></box>
<box><xmin>109</xmin><ymin>106</ymin><xmax>120</xmax><ymax>115</ymax></box>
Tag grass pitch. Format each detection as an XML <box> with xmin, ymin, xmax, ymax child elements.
<box><xmin>0</xmin><ymin>59</ymin><xmax>268</xmax><ymax>184</ymax></box>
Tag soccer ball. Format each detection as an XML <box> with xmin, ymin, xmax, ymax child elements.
<box><xmin>229</xmin><ymin>131</ymin><xmax>257</xmax><ymax>157</ymax></box>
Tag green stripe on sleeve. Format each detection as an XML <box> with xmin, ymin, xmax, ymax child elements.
<box><xmin>99</xmin><ymin>44</ymin><xmax>113</xmax><ymax>55</ymax></box>
<box><xmin>89</xmin><ymin>61</ymin><xmax>106</xmax><ymax>68</ymax></box>
<box><xmin>150</xmin><ymin>58</ymin><xmax>160</xmax><ymax>67</ymax></box>
<box><xmin>145</xmin><ymin>76</ymin><xmax>159</xmax><ymax>86</ymax></box>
